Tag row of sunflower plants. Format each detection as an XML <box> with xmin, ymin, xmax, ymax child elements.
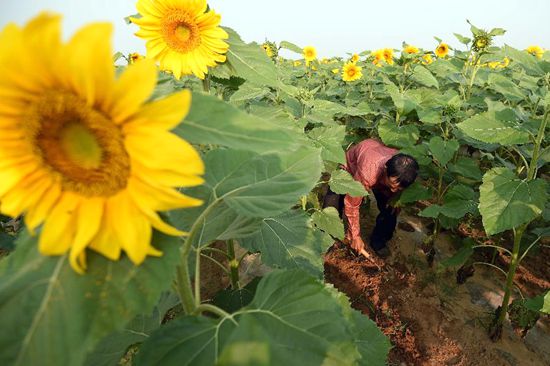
<box><xmin>249</xmin><ymin>21</ymin><xmax>550</xmax><ymax>341</ymax></box>
<box><xmin>0</xmin><ymin>2</ymin><xmax>391</xmax><ymax>366</ymax></box>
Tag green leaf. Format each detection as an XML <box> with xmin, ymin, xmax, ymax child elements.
<box><xmin>479</xmin><ymin>168</ymin><xmax>548</xmax><ymax>235</ymax></box>
<box><xmin>448</xmin><ymin>157</ymin><xmax>482</xmax><ymax>181</ymax></box>
<box><xmin>329</xmin><ymin>169</ymin><xmax>369</xmax><ymax>197</ymax></box>
<box><xmin>504</xmin><ymin>45</ymin><xmax>544</xmax><ymax>75</ymax></box>
<box><xmin>419</xmin><ymin>204</ymin><xmax>442</xmax><ymax>219</ymax></box>
<box><xmin>171</xmin><ymin>148</ymin><xmax>322</xmax><ymax>247</ymax></box>
<box><xmin>279</xmin><ymin>40</ymin><xmax>303</xmax><ymax>54</ymax></box>
<box><xmin>229</xmin><ymin>84</ymin><xmax>269</xmax><ymax>103</ymax></box>
<box><xmin>524</xmin><ymin>291</ymin><xmax>550</xmax><ymax>315</ymax></box>
<box><xmin>0</xmin><ymin>231</ymin><xmax>180</xmax><ymax>366</ymax></box>
<box><xmin>135</xmin><ymin>270</ymin><xmax>389</xmax><ymax>366</ymax></box>
<box><xmin>0</xmin><ymin>231</ymin><xmax>15</xmax><ymax>251</ymax></box>
<box><xmin>307</xmin><ymin>125</ymin><xmax>346</xmax><ymax>164</ymax></box>
<box><xmin>378</xmin><ymin>120</ymin><xmax>419</xmax><ymax>148</ymax></box>
<box><xmin>487</xmin><ymin>73</ymin><xmax>526</xmax><ymax>102</ymax></box>
<box><xmin>456</xmin><ymin>109</ymin><xmax>531</xmax><ymax>146</ymax></box>
<box><xmin>396</xmin><ymin>182</ymin><xmax>432</xmax><ymax>206</ymax></box>
<box><xmin>84</xmin><ymin>292</ymin><xmax>180</xmax><ymax>366</ymax></box>
<box><xmin>312</xmin><ymin>207</ymin><xmax>345</xmax><ymax>240</ymax></box>
<box><xmin>428</xmin><ymin>137</ymin><xmax>459</xmax><ymax>166</ymax></box>
<box><xmin>385</xmin><ymin>83</ymin><xmax>417</xmax><ymax>115</ymax></box>
<box><xmin>440</xmin><ymin>239</ymin><xmax>474</xmax><ymax>268</ymax></box>
<box><xmin>453</xmin><ymin>33</ymin><xmax>471</xmax><ymax>45</ymax></box>
<box><xmin>177</xmin><ymin>92</ymin><xmax>301</xmax><ymax>154</ymax></box>
<box><xmin>417</xmin><ymin>108</ymin><xmax>441</xmax><ymax>124</ymax></box>
<box><xmin>489</xmin><ymin>27</ymin><xmax>506</xmax><ymax>36</ymax></box>
<box><xmin>240</xmin><ymin>210</ymin><xmax>333</xmax><ymax>277</ymax></box>
<box><xmin>225</xmin><ymin>27</ymin><xmax>278</xmax><ymax>88</ymax></box>
<box><xmin>212</xmin><ymin>277</ymin><xmax>260</xmax><ymax>313</ymax></box>
<box><xmin>410</xmin><ymin>65</ymin><xmax>439</xmax><ymax>89</ymax></box>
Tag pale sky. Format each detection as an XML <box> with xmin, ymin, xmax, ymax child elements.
<box><xmin>1</xmin><ymin>0</ymin><xmax>549</xmax><ymax>58</ymax></box>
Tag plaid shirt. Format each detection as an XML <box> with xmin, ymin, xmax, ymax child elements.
<box><xmin>342</xmin><ymin>139</ymin><xmax>398</xmax><ymax>241</ymax></box>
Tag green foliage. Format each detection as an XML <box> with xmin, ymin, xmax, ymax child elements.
<box><xmin>0</xmin><ymin>231</ymin><xmax>180</xmax><ymax>366</ymax></box>
<box><xmin>312</xmin><ymin>207</ymin><xmax>345</xmax><ymax>240</ymax></box>
<box><xmin>479</xmin><ymin>168</ymin><xmax>547</xmax><ymax>235</ymax></box>
<box><xmin>457</xmin><ymin>109</ymin><xmax>531</xmax><ymax>146</ymax></box>
<box><xmin>134</xmin><ymin>270</ymin><xmax>390</xmax><ymax>366</ymax></box>
<box><xmin>328</xmin><ymin>169</ymin><xmax>369</xmax><ymax>197</ymax></box>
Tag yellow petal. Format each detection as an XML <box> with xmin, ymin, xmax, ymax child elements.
<box><xmin>0</xmin><ymin>160</ymin><xmax>38</xmax><ymax>197</ymax></box>
<box><xmin>89</xmin><ymin>204</ymin><xmax>121</xmax><ymax>261</ymax></box>
<box><xmin>136</xmin><ymin>0</ymin><xmax>165</xmax><ymax>18</ymax></box>
<box><xmin>1</xmin><ymin>170</ymin><xmax>51</xmax><ymax>217</ymax></box>
<box><xmin>124</xmin><ymin>89</ymin><xmax>191</xmax><ymax>131</ymax></box>
<box><xmin>125</xmin><ymin>129</ymin><xmax>204</xmax><ymax>176</ymax></box>
<box><xmin>108</xmin><ymin>192</ymin><xmax>151</xmax><ymax>265</ymax></box>
<box><xmin>39</xmin><ymin>192</ymin><xmax>79</xmax><ymax>255</ymax></box>
<box><xmin>69</xmin><ymin>197</ymin><xmax>104</xmax><ymax>274</ymax></box>
<box><xmin>108</xmin><ymin>59</ymin><xmax>158</xmax><ymax>124</ymax></box>
<box><xmin>132</xmin><ymin>159</ymin><xmax>204</xmax><ymax>187</ymax></box>
<box><xmin>63</xmin><ymin>22</ymin><xmax>114</xmax><ymax>107</ymax></box>
<box><xmin>25</xmin><ymin>182</ymin><xmax>62</xmax><ymax>232</ymax></box>
<box><xmin>128</xmin><ymin>176</ymin><xmax>203</xmax><ymax>211</ymax></box>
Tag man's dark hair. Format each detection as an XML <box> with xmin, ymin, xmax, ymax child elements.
<box><xmin>385</xmin><ymin>153</ymin><xmax>419</xmax><ymax>188</ymax></box>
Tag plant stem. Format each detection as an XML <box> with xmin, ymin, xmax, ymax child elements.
<box><xmin>527</xmin><ymin>110</ymin><xmax>549</xmax><ymax>180</ymax></box>
<box><xmin>194</xmin><ymin>247</ymin><xmax>201</xmax><ymax>308</ymax></box>
<box><xmin>202</xmin><ymin>76</ymin><xmax>211</xmax><ymax>93</ymax></box>
<box><xmin>194</xmin><ymin>303</ymin><xmax>233</xmax><ymax>320</ymax></box>
<box><xmin>227</xmin><ymin>240</ymin><xmax>240</xmax><ymax>289</ymax></box>
<box><xmin>175</xmin><ymin>199</ymin><xmax>219</xmax><ymax>314</ymax></box>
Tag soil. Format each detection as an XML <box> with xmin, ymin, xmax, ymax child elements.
<box><xmin>324</xmin><ymin>200</ymin><xmax>550</xmax><ymax>366</ymax></box>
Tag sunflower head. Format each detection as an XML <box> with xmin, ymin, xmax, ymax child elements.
<box><xmin>351</xmin><ymin>54</ymin><xmax>360</xmax><ymax>63</ymax></box>
<box><xmin>342</xmin><ymin>62</ymin><xmax>362</xmax><ymax>82</ymax></box>
<box><xmin>262</xmin><ymin>41</ymin><xmax>277</xmax><ymax>59</ymax></box>
<box><xmin>131</xmin><ymin>0</ymin><xmax>229</xmax><ymax>79</ymax></box>
<box><xmin>422</xmin><ymin>54</ymin><xmax>433</xmax><ymax>65</ymax></box>
<box><xmin>0</xmin><ymin>13</ymin><xmax>204</xmax><ymax>273</ymax></box>
<box><xmin>472</xmin><ymin>33</ymin><xmax>491</xmax><ymax>52</ymax></box>
<box><xmin>526</xmin><ymin>45</ymin><xmax>544</xmax><ymax>59</ymax></box>
<box><xmin>303</xmin><ymin>46</ymin><xmax>317</xmax><ymax>62</ymax></box>
<box><xmin>129</xmin><ymin>52</ymin><xmax>145</xmax><ymax>64</ymax></box>
<box><xmin>435</xmin><ymin>43</ymin><xmax>449</xmax><ymax>58</ymax></box>
<box><xmin>382</xmin><ymin>48</ymin><xmax>394</xmax><ymax>65</ymax></box>
<box><xmin>293</xmin><ymin>60</ymin><xmax>302</xmax><ymax>67</ymax></box>
<box><xmin>403</xmin><ymin>45</ymin><xmax>419</xmax><ymax>55</ymax></box>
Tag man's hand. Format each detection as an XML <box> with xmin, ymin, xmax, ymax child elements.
<box><xmin>350</xmin><ymin>237</ymin><xmax>370</xmax><ymax>259</ymax></box>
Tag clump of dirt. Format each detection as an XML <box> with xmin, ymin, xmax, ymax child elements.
<box><xmin>324</xmin><ymin>201</ymin><xmax>549</xmax><ymax>366</ymax></box>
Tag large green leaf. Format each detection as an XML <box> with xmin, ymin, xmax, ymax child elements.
<box><xmin>428</xmin><ymin>136</ymin><xmax>459</xmax><ymax>166</ymax></box>
<box><xmin>279</xmin><ymin>40</ymin><xmax>303</xmax><ymax>55</ymax></box>
<box><xmin>504</xmin><ymin>45</ymin><xmax>544</xmax><ymax>75</ymax></box>
<box><xmin>307</xmin><ymin>125</ymin><xmax>346</xmax><ymax>164</ymax></box>
<box><xmin>0</xmin><ymin>231</ymin><xmax>180</xmax><ymax>366</ymax></box>
<box><xmin>378</xmin><ymin>119</ymin><xmax>420</xmax><ymax>148</ymax></box>
<box><xmin>240</xmin><ymin>210</ymin><xmax>333</xmax><ymax>277</ymax></box>
<box><xmin>312</xmin><ymin>207</ymin><xmax>345</xmax><ymax>240</ymax></box>
<box><xmin>487</xmin><ymin>73</ymin><xmax>526</xmax><ymax>102</ymax></box>
<box><xmin>328</xmin><ymin>169</ymin><xmax>369</xmax><ymax>197</ymax></box>
<box><xmin>84</xmin><ymin>292</ymin><xmax>180</xmax><ymax>366</ymax></box>
<box><xmin>396</xmin><ymin>181</ymin><xmax>432</xmax><ymax>206</ymax></box>
<box><xmin>448</xmin><ymin>157</ymin><xmax>482</xmax><ymax>181</ymax></box>
<box><xmin>410</xmin><ymin>65</ymin><xmax>439</xmax><ymax>89</ymax></box>
<box><xmin>135</xmin><ymin>270</ymin><xmax>389</xmax><ymax>366</ymax></box>
<box><xmin>176</xmin><ymin>92</ymin><xmax>300</xmax><ymax>154</ymax></box>
<box><xmin>524</xmin><ymin>291</ymin><xmax>550</xmax><ymax>315</ymax></box>
<box><xmin>224</xmin><ymin>27</ymin><xmax>278</xmax><ymax>88</ymax></box>
<box><xmin>456</xmin><ymin>109</ymin><xmax>531</xmax><ymax>146</ymax></box>
<box><xmin>171</xmin><ymin>148</ymin><xmax>322</xmax><ymax>247</ymax></box>
<box><xmin>479</xmin><ymin>168</ymin><xmax>547</xmax><ymax>235</ymax></box>
<box><xmin>229</xmin><ymin>84</ymin><xmax>270</xmax><ymax>103</ymax></box>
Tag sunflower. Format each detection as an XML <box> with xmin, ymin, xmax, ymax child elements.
<box><xmin>342</xmin><ymin>62</ymin><xmax>362</xmax><ymax>82</ymax></box>
<box><xmin>351</xmin><ymin>53</ymin><xmax>360</xmax><ymax>63</ymax></box>
<box><xmin>403</xmin><ymin>45</ymin><xmax>419</xmax><ymax>55</ymax></box>
<box><xmin>382</xmin><ymin>48</ymin><xmax>394</xmax><ymax>65</ymax></box>
<box><xmin>331</xmin><ymin>68</ymin><xmax>340</xmax><ymax>74</ymax></box>
<box><xmin>435</xmin><ymin>43</ymin><xmax>449</xmax><ymax>58</ymax></box>
<box><xmin>129</xmin><ymin>52</ymin><xmax>145</xmax><ymax>64</ymax></box>
<box><xmin>262</xmin><ymin>43</ymin><xmax>273</xmax><ymax>58</ymax></box>
<box><xmin>293</xmin><ymin>60</ymin><xmax>302</xmax><ymax>67</ymax></box>
<box><xmin>303</xmin><ymin>46</ymin><xmax>317</xmax><ymax>62</ymax></box>
<box><xmin>0</xmin><ymin>14</ymin><xmax>204</xmax><ymax>273</ymax></box>
<box><xmin>422</xmin><ymin>54</ymin><xmax>433</xmax><ymax>65</ymax></box>
<box><xmin>526</xmin><ymin>45</ymin><xmax>544</xmax><ymax>59</ymax></box>
<box><xmin>371</xmin><ymin>49</ymin><xmax>385</xmax><ymax>67</ymax></box>
<box><xmin>131</xmin><ymin>0</ymin><xmax>229</xmax><ymax>80</ymax></box>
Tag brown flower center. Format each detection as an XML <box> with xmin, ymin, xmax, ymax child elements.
<box><xmin>23</xmin><ymin>91</ymin><xmax>130</xmax><ymax>196</ymax></box>
<box><xmin>161</xmin><ymin>11</ymin><xmax>201</xmax><ymax>53</ymax></box>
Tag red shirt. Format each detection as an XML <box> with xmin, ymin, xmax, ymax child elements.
<box><xmin>342</xmin><ymin>139</ymin><xmax>398</xmax><ymax>241</ymax></box>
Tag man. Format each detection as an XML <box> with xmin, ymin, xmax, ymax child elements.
<box><xmin>324</xmin><ymin>139</ymin><xmax>419</xmax><ymax>258</ymax></box>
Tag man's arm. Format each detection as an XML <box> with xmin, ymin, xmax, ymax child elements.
<box><xmin>344</xmin><ymin>195</ymin><xmax>370</xmax><ymax>258</ymax></box>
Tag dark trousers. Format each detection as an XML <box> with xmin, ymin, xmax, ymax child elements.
<box><xmin>322</xmin><ymin>188</ymin><xmax>397</xmax><ymax>251</ymax></box>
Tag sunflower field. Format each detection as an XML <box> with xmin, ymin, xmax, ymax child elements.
<box><xmin>0</xmin><ymin>1</ymin><xmax>549</xmax><ymax>365</ymax></box>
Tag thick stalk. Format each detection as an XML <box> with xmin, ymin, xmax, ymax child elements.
<box><xmin>527</xmin><ymin>110</ymin><xmax>549</xmax><ymax>180</ymax></box>
<box><xmin>201</xmin><ymin>76</ymin><xmax>211</xmax><ymax>93</ymax></box>
<box><xmin>465</xmin><ymin>54</ymin><xmax>481</xmax><ymax>100</ymax></box>
<box><xmin>194</xmin><ymin>247</ymin><xmax>201</xmax><ymax>307</ymax></box>
<box><xmin>492</xmin><ymin>225</ymin><xmax>526</xmax><ymax>339</ymax></box>
<box><xmin>227</xmin><ymin>240</ymin><xmax>240</xmax><ymax>289</ymax></box>
<box><xmin>175</xmin><ymin>199</ymin><xmax>219</xmax><ymax>314</ymax></box>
